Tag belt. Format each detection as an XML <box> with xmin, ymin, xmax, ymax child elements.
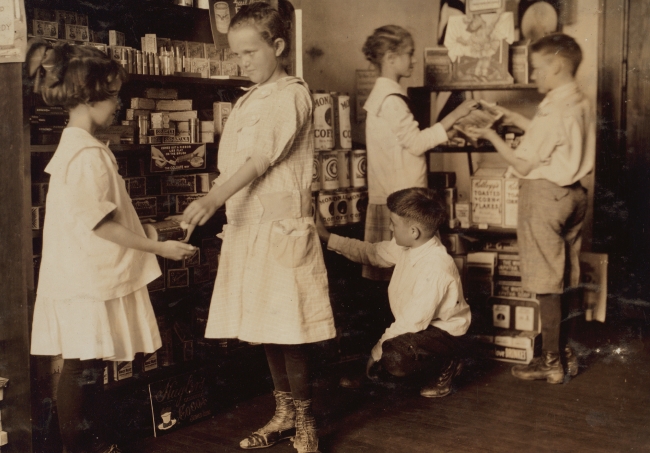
<box><xmin>229</xmin><ymin>188</ymin><xmax>313</xmax><ymax>226</ymax></box>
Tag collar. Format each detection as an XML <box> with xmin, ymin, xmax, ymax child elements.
<box><xmin>45</xmin><ymin>127</ymin><xmax>113</xmax><ymax>177</ymax></box>
<box><xmin>539</xmin><ymin>82</ymin><xmax>582</xmax><ymax>109</ymax></box>
<box><xmin>406</xmin><ymin>236</ymin><xmax>445</xmax><ymax>267</ymax></box>
<box><xmin>238</xmin><ymin>76</ymin><xmax>308</xmax><ymax>106</ymax></box>
<box><xmin>363</xmin><ymin>77</ymin><xmax>407</xmax><ymax>116</ymax></box>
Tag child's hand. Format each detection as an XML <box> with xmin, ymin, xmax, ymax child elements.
<box><xmin>452</xmin><ymin>100</ymin><xmax>479</xmax><ymax>120</ymax></box>
<box><xmin>491</xmin><ymin>105</ymin><xmax>518</xmax><ymax>126</ymax></box>
<box><xmin>314</xmin><ymin>208</ymin><xmax>331</xmax><ymax>243</ymax></box>
<box><xmin>183</xmin><ymin>196</ymin><xmax>220</xmax><ymax>227</ymax></box>
<box><xmin>466</xmin><ymin>125</ymin><xmax>498</xmax><ymax>142</ymax></box>
<box><xmin>158</xmin><ymin>241</ymin><xmax>196</xmax><ymax>261</ymax></box>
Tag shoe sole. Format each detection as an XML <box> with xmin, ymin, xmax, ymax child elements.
<box><xmin>511</xmin><ymin>369</ymin><xmax>564</xmax><ymax>384</ymax></box>
<box><xmin>240</xmin><ymin>429</ymin><xmax>295</xmax><ymax>450</ymax></box>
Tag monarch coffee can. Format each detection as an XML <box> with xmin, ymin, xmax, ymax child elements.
<box><xmin>347</xmin><ymin>188</ymin><xmax>364</xmax><ymax>223</ymax></box>
<box><xmin>332</xmin><ymin>92</ymin><xmax>352</xmax><ymax>149</ymax></box>
<box><xmin>320</xmin><ymin>150</ymin><xmax>339</xmax><ymax>191</ymax></box>
<box><xmin>351</xmin><ymin>149</ymin><xmax>367</xmax><ymax>187</ymax></box>
<box><xmin>312</xmin><ymin>151</ymin><xmax>321</xmax><ymax>192</ymax></box>
<box><xmin>333</xmin><ymin>190</ymin><xmax>349</xmax><ymax>226</ymax></box>
<box><xmin>142</xmin><ymin>220</ymin><xmax>188</xmax><ymax>242</ymax></box>
<box><xmin>317</xmin><ymin>191</ymin><xmax>336</xmax><ymax>227</ymax></box>
<box><xmin>313</xmin><ymin>91</ymin><xmax>334</xmax><ymax>150</ymax></box>
<box><xmin>336</xmin><ymin>149</ymin><xmax>350</xmax><ymax>189</ymax></box>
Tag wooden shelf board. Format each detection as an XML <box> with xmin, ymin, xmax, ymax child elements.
<box><xmin>31</xmin><ymin>143</ymin><xmax>217</xmax><ymax>153</ymax></box>
<box><xmin>126</xmin><ymin>74</ymin><xmax>253</xmax><ymax>87</ymax></box>
<box><xmin>426</xmin><ymin>83</ymin><xmax>538</xmax><ymax>91</ymax></box>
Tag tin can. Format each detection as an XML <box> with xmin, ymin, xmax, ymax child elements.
<box><xmin>347</xmin><ymin>188</ymin><xmax>364</xmax><ymax>223</ymax></box>
<box><xmin>313</xmin><ymin>91</ymin><xmax>333</xmax><ymax>150</ymax></box>
<box><xmin>336</xmin><ymin>149</ymin><xmax>350</xmax><ymax>189</ymax></box>
<box><xmin>320</xmin><ymin>150</ymin><xmax>339</xmax><ymax>191</ymax></box>
<box><xmin>332</xmin><ymin>92</ymin><xmax>352</xmax><ymax>149</ymax></box>
<box><xmin>333</xmin><ymin>190</ymin><xmax>349</xmax><ymax>226</ymax></box>
<box><xmin>142</xmin><ymin>220</ymin><xmax>188</xmax><ymax>242</ymax></box>
<box><xmin>138</xmin><ymin>115</ymin><xmax>150</xmax><ymax>139</ymax></box>
<box><xmin>317</xmin><ymin>191</ymin><xmax>336</xmax><ymax>227</ymax></box>
<box><xmin>351</xmin><ymin>149</ymin><xmax>367</xmax><ymax>187</ymax></box>
<box><xmin>189</xmin><ymin>118</ymin><xmax>198</xmax><ymax>143</ymax></box>
<box><xmin>311</xmin><ymin>152</ymin><xmax>321</xmax><ymax>192</ymax></box>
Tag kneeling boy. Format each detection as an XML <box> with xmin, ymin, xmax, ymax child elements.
<box><xmin>316</xmin><ymin>188</ymin><xmax>471</xmax><ymax>397</ymax></box>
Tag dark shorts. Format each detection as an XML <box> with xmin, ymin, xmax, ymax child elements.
<box><xmin>517</xmin><ymin>179</ymin><xmax>588</xmax><ymax>294</ymax></box>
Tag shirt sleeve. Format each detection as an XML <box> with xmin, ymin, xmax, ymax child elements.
<box><xmin>380</xmin><ymin>96</ymin><xmax>449</xmax><ymax>157</ymax></box>
<box><xmin>513</xmin><ymin>112</ymin><xmax>561</xmax><ymax>168</ymax></box>
<box><xmin>327</xmin><ymin>234</ymin><xmax>400</xmax><ymax>268</ymax></box>
<box><xmin>251</xmin><ymin>84</ymin><xmax>312</xmax><ymax>169</ymax></box>
<box><xmin>370</xmin><ymin>271</ymin><xmax>453</xmax><ymax>361</ymax></box>
<box><xmin>64</xmin><ymin>148</ymin><xmax>117</xmax><ymax>230</ymax></box>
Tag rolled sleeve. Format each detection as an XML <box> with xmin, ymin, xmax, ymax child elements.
<box><xmin>328</xmin><ymin>234</ymin><xmax>398</xmax><ymax>268</ymax></box>
<box><xmin>65</xmin><ymin>148</ymin><xmax>117</xmax><ymax>230</ymax></box>
<box><xmin>381</xmin><ymin>96</ymin><xmax>449</xmax><ymax>157</ymax></box>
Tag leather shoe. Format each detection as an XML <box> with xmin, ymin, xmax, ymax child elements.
<box><xmin>420</xmin><ymin>359</ymin><xmax>463</xmax><ymax>398</ymax></box>
<box><xmin>511</xmin><ymin>350</ymin><xmax>564</xmax><ymax>384</ymax></box>
<box><xmin>564</xmin><ymin>346</ymin><xmax>578</xmax><ymax>377</ymax></box>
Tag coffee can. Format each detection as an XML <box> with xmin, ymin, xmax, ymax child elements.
<box><xmin>311</xmin><ymin>151</ymin><xmax>321</xmax><ymax>192</ymax></box>
<box><xmin>336</xmin><ymin>149</ymin><xmax>350</xmax><ymax>189</ymax></box>
<box><xmin>351</xmin><ymin>149</ymin><xmax>367</xmax><ymax>187</ymax></box>
<box><xmin>320</xmin><ymin>150</ymin><xmax>339</xmax><ymax>191</ymax></box>
<box><xmin>332</xmin><ymin>92</ymin><xmax>352</xmax><ymax>149</ymax></box>
<box><xmin>347</xmin><ymin>188</ymin><xmax>363</xmax><ymax>223</ymax></box>
<box><xmin>317</xmin><ymin>191</ymin><xmax>336</xmax><ymax>227</ymax></box>
<box><xmin>333</xmin><ymin>190</ymin><xmax>349</xmax><ymax>226</ymax></box>
<box><xmin>313</xmin><ymin>91</ymin><xmax>333</xmax><ymax>150</ymax></box>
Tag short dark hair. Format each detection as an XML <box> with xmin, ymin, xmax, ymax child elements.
<box><xmin>229</xmin><ymin>2</ymin><xmax>291</xmax><ymax>60</ymax></box>
<box><xmin>386</xmin><ymin>188</ymin><xmax>447</xmax><ymax>235</ymax></box>
<box><xmin>362</xmin><ymin>25</ymin><xmax>413</xmax><ymax>69</ymax></box>
<box><xmin>530</xmin><ymin>33</ymin><xmax>583</xmax><ymax>76</ymax></box>
<box><xmin>26</xmin><ymin>40</ymin><xmax>126</xmax><ymax>109</ymax></box>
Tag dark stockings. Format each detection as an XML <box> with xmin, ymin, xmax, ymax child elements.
<box><xmin>57</xmin><ymin>359</ymin><xmax>108</xmax><ymax>453</ymax></box>
<box><xmin>264</xmin><ymin>344</ymin><xmax>312</xmax><ymax>400</ymax></box>
<box><xmin>538</xmin><ymin>293</ymin><xmax>562</xmax><ymax>353</ymax></box>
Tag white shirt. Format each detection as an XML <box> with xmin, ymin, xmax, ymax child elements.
<box><xmin>513</xmin><ymin>82</ymin><xmax>595</xmax><ymax>186</ymax></box>
<box><xmin>38</xmin><ymin>127</ymin><xmax>161</xmax><ymax>300</ymax></box>
<box><xmin>328</xmin><ymin>234</ymin><xmax>471</xmax><ymax>361</ymax></box>
<box><xmin>364</xmin><ymin>77</ymin><xmax>449</xmax><ymax>204</ymax></box>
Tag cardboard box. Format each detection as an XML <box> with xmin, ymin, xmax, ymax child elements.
<box><xmin>31</xmin><ymin>183</ymin><xmax>49</xmax><ymax>206</ymax></box>
<box><xmin>167</xmin><ymin>268</ymin><xmax>189</xmax><ymax>288</ymax></box>
<box><xmin>503</xmin><ymin>178</ymin><xmax>519</xmax><ymax>228</ymax></box>
<box><xmin>424</xmin><ymin>46</ymin><xmax>453</xmax><ymax>86</ymax></box>
<box><xmin>455</xmin><ymin>201</ymin><xmax>471</xmax><ymax>228</ymax></box>
<box><xmin>186</xmin><ymin>41</ymin><xmax>205</xmax><ymax>58</ymax></box>
<box><xmin>126</xmin><ymin>109</ymin><xmax>152</xmax><ymax>121</ymax></box>
<box><xmin>31</xmin><ymin>20</ymin><xmax>59</xmax><ymax>39</ymax></box>
<box><xmin>131</xmin><ymin>197</ymin><xmax>157</xmax><ymax>218</ymax></box>
<box><xmin>124</xmin><ymin>177</ymin><xmax>147</xmax><ymax>197</ymax></box>
<box><xmin>497</xmin><ymin>253</ymin><xmax>521</xmax><ymax>277</ymax></box>
<box><xmin>510</xmin><ymin>45</ymin><xmax>529</xmax><ymax>84</ymax></box>
<box><xmin>109</xmin><ymin>30</ymin><xmax>126</xmax><ymax>47</ymax></box>
<box><xmin>64</xmin><ymin>24</ymin><xmax>89</xmax><ymax>42</ymax></box>
<box><xmin>473</xmin><ymin>330</ymin><xmax>541</xmax><ymax>364</ymax></box>
<box><xmin>150</xmin><ymin>143</ymin><xmax>206</xmax><ymax>172</ymax></box>
<box><xmin>156</xmin><ymin>99</ymin><xmax>193</xmax><ymax>111</ymax></box>
<box><xmin>160</xmin><ymin>175</ymin><xmax>199</xmax><ymax>194</ymax></box>
<box><xmin>131</xmin><ymin>98</ymin><xmax>156</xmax><ymax>110</ymax></box>
<box><xmin>31</xmin><ymin>206</ymin><xmax>45</xmax><ymax>230</ymax></box>
<box><xmin>33</xmin><ymin>8</ymin><xmax>55</xmax><ymax>21</ymax></box>
<box><xmin>209</xmin><ymin>60</ymin><xmax>222</xmax><ymax>77</ymax></box>
<box><xmin>191</xmin><ymin>264</ymin><xmax>212</xmax><ymax>284</ymax></box>
<box><xmin>145</xmin><ymin>88</ymin><xmax>178</xmax><ymax>100</ymax></box>
<box><xmin>471</xmin><ymin>168</ymin><xmax>505</xmax><ymax>226</ymax></box>
<box><xmin>176</xmin><ymin>194</ymin><xmax>205</xmax><ymax>213</ymax></box>
<box><xmin>488</xmin><ymin>297</ymin><xmax>540</xmax><ymax>332</ymax></box>
<box><xmin>495</xmin><ymin>280</ymin><xmax>533</xmax><ymax>299</ymax></box>
<box><xmin>150</xmin><ymin>112</ymin><xmax>170</xmax><ymax>129</ymax></box>
<box><xmin>191</xmin><ymin>58</ymin><xmax>210</xmax><ymax>78</ymax></box>
<box><xmin>142</xmin><ymin>352</ymin><xmax>159</xmax><ymax>372</ymax></box>
<box><xmin>168</xmin><ymin>111</ymin><xmax>198</xmax><ymax>122</ymax></box>
<box><xmin>113</xmin><ymin>361</ymin><xmax>133</xmax><ymax>380</ymax></box>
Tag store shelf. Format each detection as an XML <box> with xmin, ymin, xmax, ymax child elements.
<box><xmin>446</xmin><ymin>226</ymin><xmax>517</xmax><ymax>236</ymax></box>
<box><xmin>30</xmin><ymin>142</ymin><xmax>217</xmax><ymax>153</ymax></box>
<box><xmin>125</xmin><ymin>74</ymin><xmax>253</xmax><ymax>88</ymax></box>
<box><xmin>427</xmin><ymin>83</ymin><xmax>538</xmax><ymax>91</ymax></box>
<box><xmin>429</xmin><ymin>144</ymin><xmax>497</xmax><ymax>154</ymax></box>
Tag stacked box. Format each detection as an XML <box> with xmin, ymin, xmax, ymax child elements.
<box><xmin>473</xmin><ymin>330</ymin><xmax>541</xmax><ymax>364</ymax></box>
<box><xmin>470</xmin><ymin>167</ymin><xmax>519</xmax><ymax>228</ymax></box>
<box><xmin>30</xmin><ymin>106</ymin><xmax>68</xmax><ymax>145</ymax></box>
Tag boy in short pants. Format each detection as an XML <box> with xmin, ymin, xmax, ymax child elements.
<box><xmin>469</xmin><ymin>33</ymin><xmax>595</xmax><ymax>384</ymax></box>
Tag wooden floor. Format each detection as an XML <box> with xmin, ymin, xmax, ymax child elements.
<box><xmin>125</xmin><ymin>318</ymin><xmax>650</xmax><ymax>453</ymax></box>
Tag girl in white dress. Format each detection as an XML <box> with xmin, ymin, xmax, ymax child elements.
<box><xmin>26</xmin><ymin>41</ymin><xmax>196</xmax><ymax>453</ymax></box>
<box><xmin>183</xmin><ymin>4</ymin><xmax>334</xmax><ymax>453</ymax></box>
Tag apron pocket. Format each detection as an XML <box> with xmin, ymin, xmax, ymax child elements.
<box><xmin>270</xmin><ymin>220</ymin><xmax>314</xmax><ymax>268</ymax></box>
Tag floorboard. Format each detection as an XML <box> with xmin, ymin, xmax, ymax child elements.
<box><xmin>124</xmin><ymin>318</ymin><xmax>650</xmax><ymax>453</ymax></box>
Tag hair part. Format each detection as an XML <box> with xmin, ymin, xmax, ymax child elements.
<box><xmin>26</xmin><ymin>40</ymin><xmax>126</xmax><ymax>109</ymax></box>
<box><xmin>362</xmin><ymin>25</ymin><xmax>413</xmax><ymax>69</ymax></box>
<box><xmin>386</xmin><ymin>187</ymin><xmax>447</xmax><ymax>235</ymax></box>
<box><xmin>229</xmin><ymin>2</ymin><xmax>290</xmax><ymax>60</ymax></box>
<box><xmin>530</xmin><ymin>33</ymin><xmax>583</xmax><ymax>76</ymax></box>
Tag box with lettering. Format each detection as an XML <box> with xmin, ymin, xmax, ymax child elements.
<box><xmin>150</xmin><ymin>144</ymin><xmax>206</xmax><ymax>172</ymax></box>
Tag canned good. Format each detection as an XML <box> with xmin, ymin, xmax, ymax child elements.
<box><xmin>142</xmin><ymin>219</ymin><xmax>188</xmax><ymax>242</ymax></box>
<box><xmin>189</xmin><ymin>118</ymin><xmax>198</xmax><ymax>143</ymax></box>
<box><xmin>337</xmin><ymin>149</ymin><xmax>350</xmax><ymax>189</ymax></box>
<box><xmin>320</xmin><ymin>150</ymin><xmax>339</xmax><ymax>191</ymax></box>
<box><xmin>333</xmin><ymin>190</ymin><xmax>349</xmax><ymax>226</ymax></box>
<box><xmin>317</xmin><ymin>191</ymin><xmax>336</xmax><ymax>227</ymax></box>
<box><xmin>332</xmin><ymin>92</ymin><xmax>352</xmax><ymax>149</ymax></box>
<box><xmin>347</xmin><ymin>188</ymin><xmax>363</xmax><ymax>223</ymax></box>
<box><xmin>351</xmin><ymin>149</ymin><xmax>367</xmax><ymax>187</ymax></box>
<box><xmin>138</xmin><ymin>115</ymin><xmax>150</xmax><ymax>137</ymax></box>
<box><xmin>311</xmin><ymin>152</ymin><xmax>321</xmax><ymax>192</ymax></box>
<box><xmin>313</xmin><ymin>91</ymin><xmax>333</xmax><ymax>150</ymax></box>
